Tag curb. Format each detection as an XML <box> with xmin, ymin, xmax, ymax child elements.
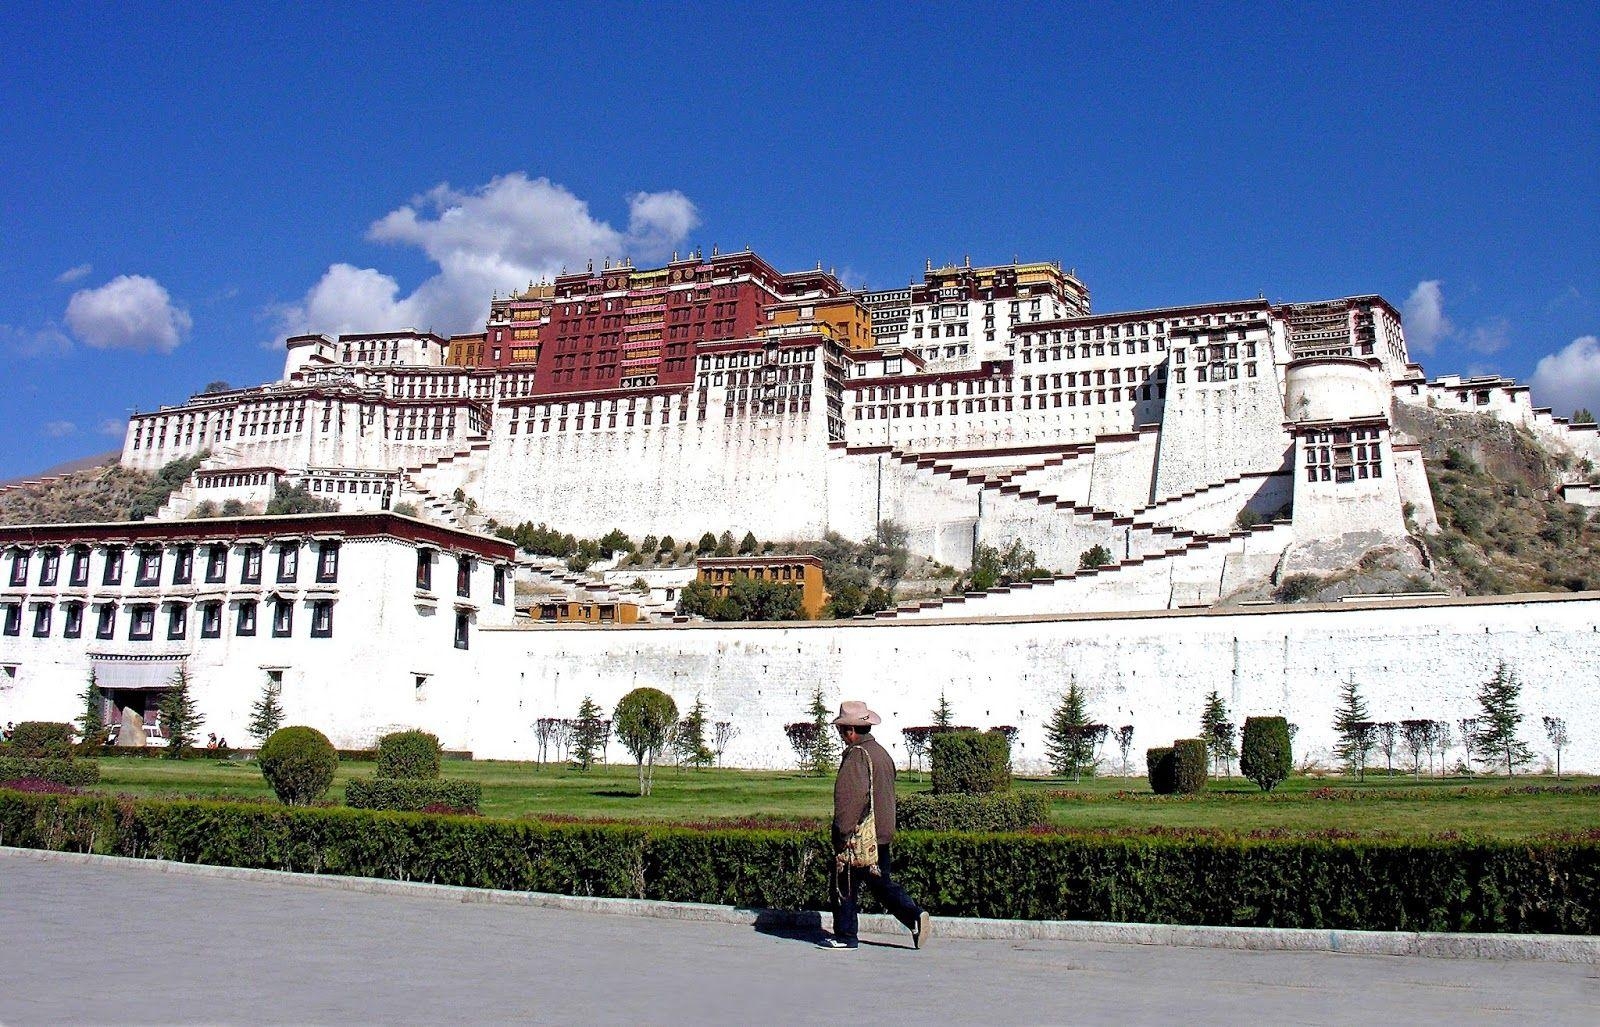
<box><xmin>5</xmin><ymin>846</ymin><xmax>1595</xmax><ymax>964</ymax></box>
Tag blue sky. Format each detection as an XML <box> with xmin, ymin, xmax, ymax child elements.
<box><xmin>2</xmin><ymin>2</ymin><xmax>1596</xmax><ymax>479</ymax></box>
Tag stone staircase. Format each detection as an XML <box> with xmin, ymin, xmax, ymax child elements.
<box><xmin>520</xmin><ymin>559</ymin><xmax>678</xmax><ymax>621</ymax></box>
<box><xmin>875</xmin><ymin>521</ymin><xmax>1294</xmax><ymax>620</ymax></box>
<box><xmin>395</xmin><ymin>437</ymin><xmax>492</xmax><ymax>529</ymax></box>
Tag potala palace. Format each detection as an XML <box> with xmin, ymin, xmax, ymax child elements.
<box><xmin>5</xmin><ymin>252</ymin><xmax>1599</xmax><ymax>770</ymax></box>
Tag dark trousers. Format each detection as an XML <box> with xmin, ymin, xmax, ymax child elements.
<box><xmin>832</xmin><ymin>843</ymin><xmax>922</xmax><ymax>942</ymax></box>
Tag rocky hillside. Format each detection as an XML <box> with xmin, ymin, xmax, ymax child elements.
<box><xmin>0</xmin><ymin>455</ymin><xmax>200</xmax><ymax>526</ymax></box>
<box><xmin>1396</xmin><ymin>404</ymin><xmax>1600</xmax><ymax>594</ymax></box>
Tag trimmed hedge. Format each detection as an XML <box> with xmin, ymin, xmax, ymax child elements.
<box><xmin>897</xmin><ymin>792</ymin><xmax>1048</xmax><ymax>832</ymax></box>
<box><xmin>930</xmin><ymin>731</ymin><xmax>1011</xmax><ymax>795</ymax></box>
<box><xmin>376</xmin><ymin>731</ymin><xmax>443</xmax><ymax>781</ymax></box>
<box><xmin>1</xmin><ymin>790</ymin><xmax>1597</xmax><ymax>933</ymax></box>
<box><xmin>10</xmin><ymin>722</ymin><xmax>75</xmax><ymax>759</ymax></box>
<box><xmin>1172</xmin><ymin>739</ymin><xmax>1209</xmax><ymax>794</ymax></box>
<box><xmin>1240</xmin><ymin>717</ymin><xmax>1292</xmax><ymax>792</ymax></box>
<box><xmin>1146</xmin><ymin>747</ymin><xmax>1177</xmax><ymax>794</ymax></box>
<box><xmin>346</xmin><ymin>778</ymin><xmax>481</xmax><ymax>814</ymax></box>
<box><xmin>0</xmin><ymin>757</ymin><xmax>100</xmax><ymax>786</ymax></box>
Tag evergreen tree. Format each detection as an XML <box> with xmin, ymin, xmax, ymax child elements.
<box><xmin>1200</xmin><ymin>691</ymin><xmax>1237</xmax><ymax>777</ymax></box>
<box><xmin>674</xmin><ymin>694</ymin><xmax>714</xmax><ymax>769</ymax></box>
<box><xmin>1045</xmin><ymin>679</ymin><xmax>1097</xmax><ymax>780</ymax></box>
<box><xmin>696</xmin><ymin>532</ymin><xmax>718</xmax><ymax>555</ymax></box>
<box><xmin>248</xmin><ymin>676</ymin><xmax>285</xmax><ymax>745</ymax></box>
<box><xmin>932</xmin><ymin>690</ymin><xmax>954</xmax><ymax>730</ymax></box>
<box><xmin>76</xmin><ymin>670</ymin><xmax>106</xmax><ymax>747</ymax></box>
<box><xmin>157</xmin><ymin>667</ymin><xmax>203</xmax><ymax>759</ymax></box>
<box><xmin>806</xmin><ymin>685</ymin><xmax>838</xmax><ymax>776</ymax></box>
<box><xmin>715</xmin><ymin>531</ymin><xmax>736</xmax><ymax>557</ymax></box>
<box><xmin>739</xmin><ymin>531</ymin><xmax>759</xmax><ymax>555</ymax></box>
<box><xmin>1332</xmin><ymin>675</ymin><xmax>1375</xmax><ymax>781</ymax></box>
<box><xmin>1473</xmin><ymin>662</ymin><xmax>1533</xmax><ymax>777</ymax></box>
<box><xmin>569</xmin><ymin>695</ymin><xmax>606</xmax><ymax>771</ymax></box>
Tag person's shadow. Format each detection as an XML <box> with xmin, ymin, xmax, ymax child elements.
<box><xmin>750</xmin><ymin>909</ymin><xmax>903</xmax><ymax>947</ymax></box>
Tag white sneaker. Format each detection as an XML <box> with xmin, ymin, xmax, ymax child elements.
<box><xmin>816</xmin><ymin>937</ymin><xmax>858</xmax><ymax>950</ymax></box>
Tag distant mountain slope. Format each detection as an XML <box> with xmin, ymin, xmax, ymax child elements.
<box><xmin>0</xmin><ymin>450</ymin><xmax>122</xmax><ymax>489</ymax></box>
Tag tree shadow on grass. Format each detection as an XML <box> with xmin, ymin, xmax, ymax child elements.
<box><xmin>590</xmin><ymin>789</ymin><xmax>640</xmax><ymax>798</ymax></box>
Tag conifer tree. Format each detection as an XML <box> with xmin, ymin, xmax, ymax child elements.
<box><xmin>569</xmin><ymin>695</ymin><xmax>606</xmax><ymax>771</ymax></box>
<box><xmin>248</xmin><ymin>676</ymin><xmax>285</xmax><ymax>745</ymax></box>
<box><xmin>932</xmin><ymin>690</ymin><xmax>954</xmax><ymax>730</ymax></box>
<box><xmin>1200</xmin><ymin>691</ymin><xmax>1237</xmax><ymax>777</ymax></box>
<box><xmin>807</xmin><ymin>685</ymin><xmax>838</xmax><ymax>776</ymax></box>
<box><xmin>1045</xmin><ymin>679</ymin><xmax>1097</xmax><ymax>780</ymax></box>
<box><xmin>674</xmin><ymin>694</ymin><xmax>714</xmax><ymax>769</ymax></box>
<box><xmin>157</xmin><ymin>667</ymin><xmax>203</xmax><ymax>759</ymax></box>
<box><xmin>1332</xmin><ymin>675</ymin><xmax>1375</xmax><ymax>781</ymax></box>
<box><xmin>76</xmin><ymin>670</ymin><xmax>106</xmax><ymax>747</ymax></box>
<box><xmin>1473</xmin><ymin>662</ymin><xmax>1533</xmax><ymax>777</ymax></box>
<box><xmin>715</xmin><ymin>531</ymin><xmax>736</xmax><ymax>557</ymax></box>
<box><xmin>739</xmin><ymin>531</ymin><xmax>759</xmax><ymax>555</ymax></box>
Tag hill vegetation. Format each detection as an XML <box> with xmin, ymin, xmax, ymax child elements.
<box><xmin>0</xmin><ymin>460</ymin><xmax>162</xmax><ymax>525</ymax></box>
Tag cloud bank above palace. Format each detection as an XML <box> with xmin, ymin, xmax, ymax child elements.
<box><xmin>271</xmin><ymin>173</ymin><xmax>700</xmax><ymax>343</ymax></box>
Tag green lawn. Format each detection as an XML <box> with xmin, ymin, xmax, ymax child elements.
<box><xmin>83</xmin><ymin>756</ymin><xmax>1599</xmax><ymax>839</ymax></box>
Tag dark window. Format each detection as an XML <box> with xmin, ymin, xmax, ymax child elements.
<box><xmin>205</xmin><ymin>545</ymin><xmax>228</xmax><ymax>583</ymax></box>
<box><xmin>39</xmin><ymin>547</ymin><xmax>60</xmax><ymax>587</ymax></box>
<box><xmin>63</xmin><ymin>602</ymin><xmax>82</xmax><ymax>639</ymax></box>
<box><xmin>69</xmin><ymin>547</ymin><xmax>90</xmax><ymax>586</ymax></box>
<box><xmin>95</xmin><ymin>603</ymin><xmax>117</xmax><ymax>640</ymax></box>
<box><xmin>172</xmin><ymin>545</ymin><xmax>194</xmax><ymax>585</ymax></box>
<box><xmin>236</xmin><ymin>600</ymin><xmax>257</xmax><ymax>636</ymax></box>
<box><xmin>8</xmin><ymin>550</ymin><xmax>28</xmax><ymax>587</ymax></box>
<box><xmin>416</xmin><ymin>549</ymin><xmax>433</xmax><ymax>590</ymax></box>
<box><xmin>454</xmin><ymin>610</ymin><xmax>469</xmax><ymax>650</ymax></box>
<box><xmin>457</xmin><ymin>556</ymin><xmax>472</xmax><ymax>598</ymax></box>
<box><xmin>102</xmin><ymin>546</ymin><xmax>124</xmax><ymax>586</ymax></box>
<box><xmin>32</xmin><ymin>603</ymin><xmax>52</xmax><ymax>637</ymax></box>
<box><xmin>271</xmin><ymin>598</ymin><xmax>293</xmax><ymax>637</ymax></box>
<box><xmin>311</xmin><ymin>599</ymin><xmax>333</xmax><ymax>638</ymax></box>
<box><xmin>129</xmin><ymin>604</ymin><xmax>155</xmax><ymax>641</ymax></box>
<box><xmin>316</xmin><ymin>542</ymin><xmax>340</xmax><ymax>583</ymax></box>
<box><xmin>135</xmin><ymin>548</ymin><xmax>162</xmax><ymax>587</ymax></box>
<box><xmin>200</xmin><ymin>601</ymin><xmax>222</xmax><ymax>639</ymax></box>
<box><xmin>241</xmin><ymin>545</ymin><xmax>262</xmax><ymax>585</ymax></box>
<box><xmin>276</xmin><ymin>543</ymin><xmax>299</xmax><ymax>583</ymax></box>
<box><xmin>3</xmin><ymin>603</ymin><xmax>22</xmax><ymax>636</ymax></box>
<box><xmin>492</xmin><ymin>566</ymin><xmax>506</xmax><ymax>605</ymax></box>
<box><xmin>167</xmin><ymin>604</ymin><xmax>187</xmax><ymax>640</ymax></box>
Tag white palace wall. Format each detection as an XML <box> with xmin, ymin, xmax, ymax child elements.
<box><xmin>447</xmin><ymin>593</ymin><xmax>1600</xmax><ymax>775</ymax></box>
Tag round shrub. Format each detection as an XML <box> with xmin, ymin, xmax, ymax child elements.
<box><xmin>1146</xmin><ymin>746</ymin><xmax>1177</xmax><ymax>794</ymax></box>
<box><xmin>1172</xmin><ymin>738</ymin><xmax>1209</xmax><ymax>794</ymax></box>
<box><xmin>1239</xmin><ymin>716</ymin><xmax>1292</xmax><ymax>792</ymax></box>
<box><xmin>258</xmin><ymin>726</ymin><xmax>338</xmax><ymax>806</ymax></box>
<box><xmin>376</xmin><ymin>730</ymin><xmax>442</xmax><ymax>780</ymax></box>
<box><xmin>10</xmin><ymin>722</ymin><xmax>76</xmax><ymax>759</ymax></box>
<box><xmin>931</xmin><ymin>730</ymin><xmax>1011</xmax><ymax>795</ymax></box>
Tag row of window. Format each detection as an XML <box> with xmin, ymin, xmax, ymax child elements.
<box><xmin>415</xmin><ymin>550</ymin><xmax>507</xmax><ymax>605</ymax></box>
<box><xmin>3</xmin><ymin>598</ymin><xmax>334</xmax><ymax>641</ymax></box>
<box><xmin>7</xmin><ymin>542</ymin><xmax>339</xmax><ymax>590</ymax></box>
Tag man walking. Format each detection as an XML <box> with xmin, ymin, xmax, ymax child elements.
<box><xmin>820</xmin><ymin>700</ymin><xmax>931</xmax><ymax>950</ymax></box>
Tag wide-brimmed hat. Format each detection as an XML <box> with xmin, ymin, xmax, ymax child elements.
<box><xmin>831</xmin><ymin>701</ymin><xmax>882</xmax><ymax>727</ymax></box>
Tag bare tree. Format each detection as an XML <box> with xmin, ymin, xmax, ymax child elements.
<box><xmin>901</xmin><ymin>726</ymin><xmax>935</xmax><ymax>773</ymax></box>
<box><xmin>712</xmin><ymin>720</ymin><xmax>738</xmax><ymax>767</ymax></box>
<box><xmin>552</xmin><ymin>719</ymin><xmax>575</xmax><ymax>763</ymax></box>
<box><xmin>1400</xmin><ymin>719</ymin><xmax>1434</xmax><ymax>778</ymax></box>
<box><xmin>1114</xmin><ymin>725</ymin><xmax>1135</xmax><ymax>777</ymax></box>
<box><xmin>534</xmin><ymin>718</ymin><xmax>558</xmax><ymax>765</ymax></box>
<box><xmin>1433</xmin><ymin>720</ymin><xmax>1453</xmax><ymax>777</ymax></box>
<box><xmin>1458</xmin><ymin>717</ymin><xmax>1479</xmax><ymax>776</ymax></box>
<box><xmin>1375</xmin><ymin>722</ymin><xmax>1399</xmax><ymax>777</ymax></box>
<box><xmin>1543</xmin><ymin>716</ymin><xmax>1569</xmax><ymax>781</ymax></box>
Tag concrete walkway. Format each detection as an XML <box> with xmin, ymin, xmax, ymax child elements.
<box><xmin>2</xmin><ymin>851</ymin><xmax>1596</xmax><ymax>1025</ymax></box>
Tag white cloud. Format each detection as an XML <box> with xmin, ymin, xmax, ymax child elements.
<box><xmin>99</xmin><ymin>418</ymin><xmax>127</xmax><ymax>437</ymax></box>
<box><xmin>275</xmin><ymin>173</ymin><xmax>699</xmax><ymax>341</ymax></box>
<box><xmin>1529</xmin><ymin>335</ymin><xmax>1600</xmax><ymax>419</ymax></box>
<box><xmin>65</xmin><ymin>275</ymin><xmax>191</xmax><ymax>353</ymax></box>
<box><xmin>1464</xmin><ymin>317</ymin><xmax>1510</xmax><ymax>355</ymax></box>
<box><xmin>1402</xmin><ymin>280</ymin><xmax>1451</xmax><ymax>355</ymax></box>
<box><xmin>42</xmin><ymin>420</ymin><xmax>77</xmax><ymax>438</ymax></box>
<box><xmin>0</xmin><ymin>323</ymin><xmax>72</xmax><ymax>357</ymax></box>
<box><xmin>56</xmin><ymin>263</ymin><xmax>93</xmax><ymax>284</ymax></box>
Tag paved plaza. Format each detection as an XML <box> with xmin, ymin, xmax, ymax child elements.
<box><xmin>1</xmin><ymin>850</ymin><xmax>1596</xmax><ymax>1025</ymax></box>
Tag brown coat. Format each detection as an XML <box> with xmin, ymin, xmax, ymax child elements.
<box><xmin>832</xmin><ymin>735</ymin><xmax>896</xmax><ymax>847</ymax></box>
